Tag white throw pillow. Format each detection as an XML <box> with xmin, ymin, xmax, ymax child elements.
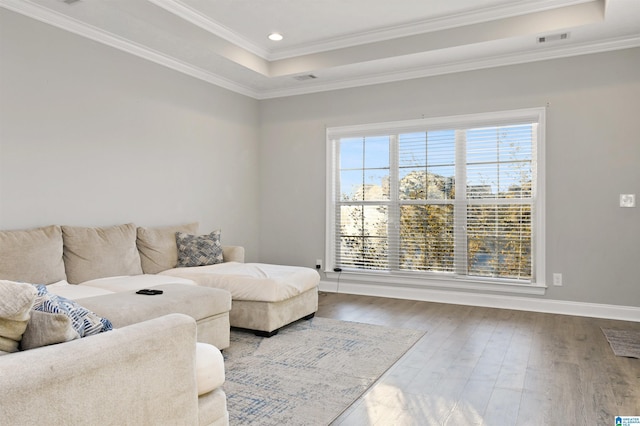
<box><xmin>0</xmin><ymin>280</ymin><xmax>37</xmax><ymax>353</ymax></box>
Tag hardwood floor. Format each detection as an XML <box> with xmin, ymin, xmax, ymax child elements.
<box><xmin>316</xmin><ymin>292</ymin><xmax>640</xmax><ymax>426</ymax></box>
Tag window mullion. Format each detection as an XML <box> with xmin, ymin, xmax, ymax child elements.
<box><xmin>454</xmin><ymin>129</ymin><xmax>468</xmax><ymax>276</ymax></box>
<box><xmin>388</xmin><ymin>134</ymin><xmax>400</xmax><ymax>271</ymax></box>
<box><xmin>330</xmin><ymin>138</ymin><xmax>341</xmax><ymax>269</ymax></box>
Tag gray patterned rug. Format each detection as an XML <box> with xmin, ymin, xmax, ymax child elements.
<box><xmin>223</xmin><ymin>317</ymin><xmax>425</xmax><ymax>425</ymax></box>
<box><xmin>602</xmin><ymin>328</ymin><xmax>640</xmax><ymax>358</ymax></box>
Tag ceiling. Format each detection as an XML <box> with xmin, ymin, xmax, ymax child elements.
<box><xmin>2</xmin><ymin>0</ymin><xmax>639</xmax><ymax>99</ymax></box>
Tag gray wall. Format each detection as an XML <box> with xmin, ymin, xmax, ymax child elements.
<box><xmin>259</xmin><ymin>48</ymin><xmax>640</xmax><ymax>307</ymax></box>
<box><xmin>2</xmin><ymin>8</ymin><xmax>638</xmax><ymax>307</ymax></box>
<box><xmin>0</xmin><ymin>9</ymin><xmax>260</xmax><ymax>259</ymax></box>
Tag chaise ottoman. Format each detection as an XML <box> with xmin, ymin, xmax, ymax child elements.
<box><xmin>160</xmin><ymin>262</ymin><xmax>320</xmax><ymax>337</ymax></box>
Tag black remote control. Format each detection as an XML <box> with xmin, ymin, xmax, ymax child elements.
<box><xmin>136</xmin><ymin>289</ymin><xmax>163</xmax><ymax>295</ymax></box>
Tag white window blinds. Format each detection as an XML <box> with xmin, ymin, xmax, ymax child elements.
<box><xmin>327</xmin><ymin>108</ymin><xmax>545</xmax><ymax>285</ymax></box>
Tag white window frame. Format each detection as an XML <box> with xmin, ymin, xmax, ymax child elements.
<box><xmin>325</xmin><ymin>108</ymin><xmax>547</xmax><ymax>295</ymax></box>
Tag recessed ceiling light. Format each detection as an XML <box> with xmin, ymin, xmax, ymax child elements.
<box><xmin>268</xmin><ymin>33</ymin><xmax>283</xmax><ymax>41</ymax></box>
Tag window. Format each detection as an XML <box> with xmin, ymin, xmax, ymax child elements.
<box><xmin>326</xmin><ymin>108</ymin><xmax>545</xmax><ymax>288</ymax></box>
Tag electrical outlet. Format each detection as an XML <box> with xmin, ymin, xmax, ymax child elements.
<box><xmin>315</xmin><ymin>259</ymin><xmax>322</xmax><ymax>270</ymax></box>
<box><xmin>553</xmin><ymin>273</ymin><xmax>563</xmax><ymax>286</ymax></box>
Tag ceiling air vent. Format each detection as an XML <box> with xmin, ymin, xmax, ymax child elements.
<box><xmin>537</xmin><ymin>32</ymin><xmax>570</xmax><ymax>44</ymax></box>
<box><xmin>293</xmin><ymin>74</ymin><xmax>318</xmax><ymax>81</ymax></box>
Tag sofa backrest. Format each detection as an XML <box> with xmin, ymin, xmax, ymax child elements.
<box><xmin>62</xmin><ymin>223</ymin><xmax>143</xmax><ymax>284</ymax></box>
<box><xmin>0</xmin><ymin>222</ymin><xmax>243</xmax><ymax>285</ymax></box>
<box><xmin>0</xmin><ymin>225</ymin><xmax>66</xmax><ymax>284</ymax></box>
<box><xmin>136</xmin><ymin>222</ymin><xmax>198</xmax><ymax>274</ymax></box>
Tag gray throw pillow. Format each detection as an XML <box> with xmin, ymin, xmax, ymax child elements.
<box><xmin>176</xmin><ymin>230</ymin><xmax>223</xmax><ymax>267</ymax></box>
<box><xmin>20</xmin><ymin>310</ymin><xmax>80</xmax><ymax>350</ymax></box>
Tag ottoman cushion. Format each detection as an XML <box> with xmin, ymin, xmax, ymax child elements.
<box><xmin>77</xmin><ymin>284</ymin><xmax>231</xmax><ymax>329</ymax></box>
<box><xmin>160</xmin><ymin>262</ymin><xmax>320</xmax><ymax>302</ymax></box>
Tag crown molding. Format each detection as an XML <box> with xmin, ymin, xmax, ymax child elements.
<box><xmin>0</xmin><ymin>0</ymin><xmax>260</xmax><ymax>98</ymax></box>
<box><xmin>148</xmin><ymin>0</ymin><xmax>271</xmax><ymax>60</ymax></box>
<box><xmin>268</xmin><ymin>0</ymin><xmax>598</xmax><ymax>60</ymax></box>
<box><xmin>148</xmin><ymin>0</ymin><xmax>598</xmax><ymax>62</ymax></box>
<box><xmin>257</xmin><ymin>35</ymin><xmax>640</xmax><ymax>99</ymax></box>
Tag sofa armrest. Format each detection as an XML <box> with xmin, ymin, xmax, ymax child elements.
<box><xmin>222</xmin><ymin>245</ymin><xmax>245</xmax><ymax>263</ymax></box>
<box><xmin>0</xmin><ymin>314</ymin><xmax>199</xmax><ymax>425</ymax></box>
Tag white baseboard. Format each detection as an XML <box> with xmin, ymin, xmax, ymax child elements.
<box><xmin>319</xmin><ymin>280</ymin><xmax>640</xmax><ymax>322</ymax></box>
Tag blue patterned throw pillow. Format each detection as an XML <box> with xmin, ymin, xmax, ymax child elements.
<box><xmin>33</xmin><ymin>285</ymin><xmax>112</xmax><ymax>337</ymax></box>
<box><xmin>176</xmin><ymin>230</ymin><xmax>224</xmax><ymax>267</ymax></box>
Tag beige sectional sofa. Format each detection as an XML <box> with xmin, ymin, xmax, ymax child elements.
<box><xmin>0</xmin><ymin>223</ymin><xmax>234</xmax><ymax>349</ymax></box>
<box><xmin>0</xmin><ymin>221</ymin><xmax>320</xmax><ymax>340</ymax></box>
<box><xmin>0</xmin><ymin>224</ymin><xmax>231</xmax><ymax>425</ymax></box>
<box><xmin>0</xmin><ymin>221</ymin><xmax>321</xmax><ymax>424</ymax></box>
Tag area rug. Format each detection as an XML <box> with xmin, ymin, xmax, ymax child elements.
<box><xmin>601</xmin><ymin>328</ymin><xmax>640</xmax><ymax>358</ymax></box>
<box><xmin>223</xmin><ymin>317</ymin><xmax>425</xmax><ymax>425</ymax></box>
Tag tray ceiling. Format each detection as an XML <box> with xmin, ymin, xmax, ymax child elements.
<box><xmin>2</xmin><ymin>0</ymin><xmax>639</xmax><ymax>99</ymax></box>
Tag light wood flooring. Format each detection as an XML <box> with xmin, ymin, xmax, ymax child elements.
<box><xmin>316</xmin><ymin>292</ymin><xmax>640</xmax><ymax>426</ymax></box>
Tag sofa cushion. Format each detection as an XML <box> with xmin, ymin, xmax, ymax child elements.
<box><xmin>195</xmin><ymin>342</ymin><xmax>225</xmax><ymax>396</ymax></box>
<box><xmin>32</xmin><ymin>285</ymin><xmax>113</xmax><ymax>337</ymax></box>
<box><xmin>20</xmin><ymin>310</ymin><xmax>80</xmax><ymax>350</ymax></box>
<box><xmin>0</xmin><ymin>225</ymin><xmax>66</xmax><ymax>284</ymax></box>
<box><xmin>47</xmin><ymin>281</ymin><xmax>115</xmax><ymax>300</ymax></box>
<box><xmin>0</xmin><ymin>280</ymin><xmax>37</xmax><ymax>353</ymax></box>
<box><xmin>62</xmin><ymin>223</ymin><xmax>143</xmax><ymax>284</ymax></box>
<box><xmin>176</xmin><ymin>230</ymin><xmax>224</xmax><ymax>268</ymax></box>
<box><xmin>136</xmin><ymin>223</ymin><xmax>199</xmax><ymax>274</ymax></box>
<box><xmin>78</xmin><ymin>274</ymin><xmax>196</xmax><ymax>293</ymax></box>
